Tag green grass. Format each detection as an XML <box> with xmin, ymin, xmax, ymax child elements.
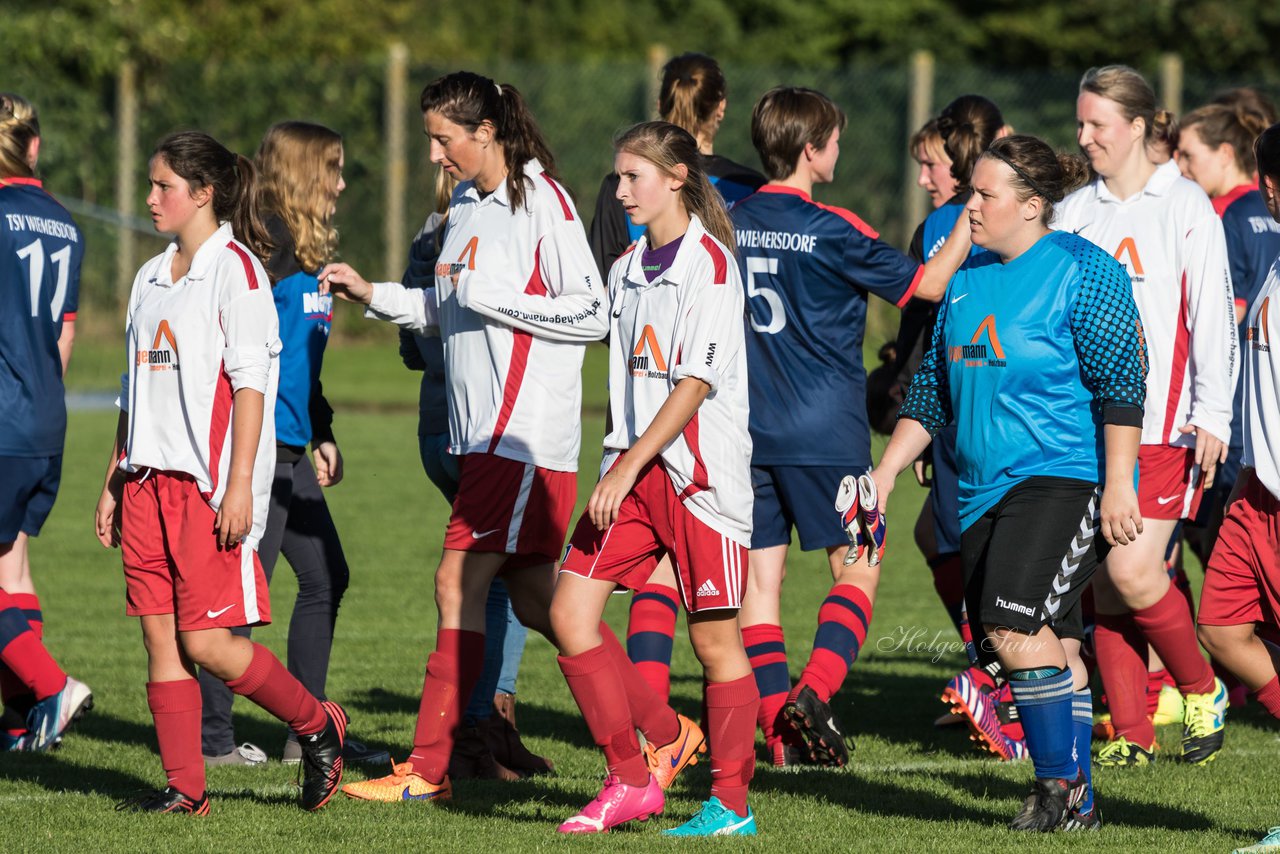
<box><xmin>5</xmin><ymin>343</ymin><xmax>1279</xmax><ymax>852</ymax></box>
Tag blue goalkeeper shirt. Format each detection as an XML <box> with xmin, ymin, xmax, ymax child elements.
<box><xmin>900</xmin><ymin>231</ymin><xmax>1147</xmax><ymax>530</ymax></box>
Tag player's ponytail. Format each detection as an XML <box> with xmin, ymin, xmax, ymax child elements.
<box><xmin>615</xmin><ymin>121</ymin><xmax>736</xmax><ymax>252</ymax></box>
<box><xmin>937</xmin><ymin>94</ymin><xmax>1004</xmax><ymax>194</ymax></box>
<box><xmin>982</xmin><ymin>135</ymin><xmax>1088</xmax><ymax>225</ymax></box>
<box><xmin>421</xmin><ymin>72</ymin><xmax>561</xmax><ymax>214</ymax></box>
<box><xmin>658</xmin><ymin>53</ymin><xmax>727</xmax><ymax>143</ymax></box>
<box><xmin>0</xmin><ymin>93</ymin><xmax>40</xmax><ymax>179</ymax></box>
<box><xmin>152</xmin><ymin>131</ymin><xmax>274</xmax><ymax>264</ymax></box>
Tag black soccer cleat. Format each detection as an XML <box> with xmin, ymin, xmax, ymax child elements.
<box><xmin>1063</xmin><ymin>804</ymin><xmax>1103</xmax><ymax>832</ymax></box>
<box><xmin>115</xmin><ymin>786</ymin><xmax>211</xmax><ymax>816</ymax></box>
<box><xmin>297</xmin><ymin>700</ymin><xmax>348</xmax><ymax>811</ymax></box>
<box><xmin>1008</xmin><ymin>769</ymin><xmax>1087</xmax><ymax>832</ymax></box>
<box><xmin>781</xmin><ymin>685</ymin><xmax>853</xmax><ymax>767</ymax></box>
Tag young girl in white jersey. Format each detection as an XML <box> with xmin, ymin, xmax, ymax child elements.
<box><xmin>1054</xmin><ymin>65</ymin><xmax>1237</xmax><ymax>768</ymax></box>
<box><xmin>554</xmin><ymin>121</ymin><xmax>757</xmax><ymax>837</ymax></box>
<box><xmin>320</xmin><ymin>72</ymin><xmax>608</xmax><ymax>804</ymax></box>
<box><xmin>94</xmin><ymin>131</ymin><xmax>346</xmax><ymax>814</ymax></box>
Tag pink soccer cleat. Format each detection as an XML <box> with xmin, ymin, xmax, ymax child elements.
<box><xmin>557</xmin><ymin>773</ymin><xmax>664</xmax><ymax>834</ymax></box>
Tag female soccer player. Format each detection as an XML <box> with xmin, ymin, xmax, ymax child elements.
<box><xmin>322</xmin><ymin>72</ymin><xmax>608</xmax><ymax>805</ymax></box>
<box><xmin>1177</xmin><ymin>98</ymin><xmax>1280</xmax><ymax>561</ymax></box>
<box><xmin>874</xmin><ymin>134</ymin><xmax>1147</xmax><ymax>831</ymax></box>
<box><xmin>911</xmin><ymin>117</ymin><xmax>958</xmax><ymax>210</ymax></box>
<box><xmin>94</xmin><ymin>131</ymin><xmax>346</xmax><ymax>814</ymax></box>
<box><xmin>555</xmin><ymin>120</ymin><xmax>757</xmax><ymax>836</ymax></box>
<box><xmin>0</xmin><ymin>92</ymin><xmax>91</xmax><ymax>752</ymax></box>
<box><xmin>396</xmin><ymin>168</ymin><xmax>550</xmax><ymax>781</ymax></box>
<box><xmin>1055</xmin><ymin>65</ymin><xmax>1236</xmax><ymax>768</ymax></box>
<box><xmin>728</xmin><ymin>86</ymin><xmax>971</xmax><ymax>768</ymax></box>
<box><xmin>196</xmin><ymin>121</ymin><xmax>386</xmax><ymax>768</ymax></box>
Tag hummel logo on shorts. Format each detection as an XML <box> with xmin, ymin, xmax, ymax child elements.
<box><xmin>696</xmin><ymin>579</ymin><xmax>720</xmax><ymax>598</ymax></box>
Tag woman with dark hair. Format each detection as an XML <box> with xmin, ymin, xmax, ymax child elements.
<box><xmin>95</xmin><ymin>130</ymin><xmax>346</xmax><ymax>814</ymax></box>
<box><xmin>1056</xmin><ymin>65</ymin><xmax>1237</xmax><ymax>771</ymax></box>
<box><xmin>873</xmin><ymin>134</ymin><xmax>1146</xmax><ymax>831</ymax></box>
<box><xmin>322</xmin><ymin>71</ymin><xmax>608</xmax><ymax>805</ymax></box>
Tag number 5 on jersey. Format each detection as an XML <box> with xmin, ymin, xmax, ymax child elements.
<box><xmin>746</xmin><ymin>256</ymin><xmax>786</xmax><ymax>334</ymax></box>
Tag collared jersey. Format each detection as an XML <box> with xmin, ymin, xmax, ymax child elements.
<box><xmin>365</xmin><ymin>160</ymin><xmax>607</xmax><ymax>472</ymax></box>
<box><xmin>605</xmin><ymin>214</ymin><xmax>753</xmax><ymax>545</ymax></box>
<box><xmin>1216</xmin><ymin>184</ymin><xmax>1280</xmax><ymax>457</ymax></box>
<box><xmin>265</xmin><ymin>216</ymin><xmax>333</xmax><ymax>449</ymax></box>
<box><xmin>1241</xmin><ymin>259</ymin><xmax>1280</xmax><ymax>500</ymax></box>
<box><xmin>900</xmin><ymin>232</ymin><xmax>1147</xmax><ymax>530</ymax></box>
<box><xmin>1054</xmin><ymin>160</ymin><xmax>1237</xmax><ymax>447</ymax></box>
<box><xmin>0</xmin><ymin>177</ymin><xmax>83</xmax><ymax>456</ymax></box>
<box><xmin>729</xmin><ymin>185</ymin><xmax>923</xmax><ymax>466</ymax></box>
<box><xmin>118</xmin><ymin>222</ymin><xmax>282</xmax><ymax>547</ymax></box>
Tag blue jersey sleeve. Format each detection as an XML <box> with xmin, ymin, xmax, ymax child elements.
<box><xmin>841</xmin><ymin>226</ymin><xmax>923</xmax><ymax>308</ymax></box>
<box><xmin>1067</xmin><ymin>240</ymin><xmax>1147</xmax><ymax>425</ymax></box>
<box><xmin>899</xmin><ymin>290</ymin><xmax>952</xmax><ymax>434</ymax></box>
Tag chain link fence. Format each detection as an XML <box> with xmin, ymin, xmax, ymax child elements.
<box><xmin>9</xmin><ymin>51</ymin><xmax>1280</xmax><ymax>343</ymax></box>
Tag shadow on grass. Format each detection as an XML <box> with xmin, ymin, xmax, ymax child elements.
<box><xmin>0</xmin><ymin>713</ymin><xmax>153</xmax><ymax>798</ymax></box>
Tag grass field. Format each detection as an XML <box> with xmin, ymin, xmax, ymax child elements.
<box><xmin>4</xmin><ymin>339</ymin><xmax>1279</xmax><ymax>853</ymax></box>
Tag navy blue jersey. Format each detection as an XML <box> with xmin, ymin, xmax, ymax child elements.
<box><xmin>1216</xmin><ymin>185</ymin><xmax>1280</xmax><ymax>459</ymax></box>
<box><xmin>732</xmin><ymin>185</ymin><xmax>923</xmax><ymax>466</ymax></box>
<box><xmin>901</xmin><ymin>232</ymin><xmax>1147</xmax><ymax>529</ymax></box>
<box><xmin>0</xmin><ymin>178</ymin><xmax>83</xmax><ymax>456</ymax></box>
<box><xmin>265</xmin><ymin>217</ymin><xmax>333</xmax><ymax>448</ymax></box>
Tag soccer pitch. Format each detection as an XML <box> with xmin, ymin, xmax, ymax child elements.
<box><xmin>2</xmin><ymin>340</ymin><xmax>1276</xmax><ymax>852</ymax></box>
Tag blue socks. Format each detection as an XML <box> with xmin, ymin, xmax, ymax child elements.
<box><xmin>1008</xmin><ymin>666</ymin><xmax>1076</xmax><ymax>780</ymax></box>
<box><xmin>1073</xmin><ymin>688</ymin><xmax>1094</xmax><ymax>813</ymax></box>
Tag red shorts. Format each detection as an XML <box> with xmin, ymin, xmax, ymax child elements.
<box><xmin>1199</xmin><ymin>469</ymin><xmax>1280</xmax><ymax>628</ymax></box>
<box><xmin>1138</xmin><ymin>445</ymin><xmax>1204</xmax><ymax>520</ymax></box>
<box><xmin>443</xmin><ymin>453</ymin><xmax>577</xmax><ymax>564</ymax></box>
<box><xmin>561</xmin><ymin>459</ymin><xmax>747</xmax><ymax>613</ymax></box>
<box><xmin>121</xmin><ymin>471</ymin><xmax>270</xmax><ymax>631</ymax></box>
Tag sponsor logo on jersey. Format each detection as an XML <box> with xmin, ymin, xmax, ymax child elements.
<box><xmin>136</xmin><ymin>320</ymin><xmax>179</xmax><ymax>371</ymax></box>
<box><xmin>302</xmin><ymin>290</ymin><xmax>333</xmax><ymax>321</ymax></box>
<box><xmin>630</xmin><ymin>324</ymin><xmax>669</xmax><ymax>379</ymax></box>
<box><xmin>1113</xmin><ymin>237</ymin><xmax>1145</xmax><ymax>284</ymax></box>
<box><xmin>949</xmin><ymin>314</ymin><xmax>1007</xmax><ymax>368</ymax></box>
<box><xmin>436</xmin><ymin>235</ymin><xmax>479</xmax><ymax>278</ymax></box>
<box><xmin>1248</xmin><ymin>296</ymin><xmax>1271</xmax><ymax>352</ymax></box>
<box><xmin>1248</xmin><ymin>216</ymin><xmax>1280</xmax><ymax>235</ymax></box>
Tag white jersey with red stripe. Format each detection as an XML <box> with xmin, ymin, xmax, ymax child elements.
<box><xmin>118</xmin><ymin>222</ymin><xmax>281</xmax><ymax>547</ymax></box>
<box><xmin>603</xmin><ymin>214</ymin><xmax>753</xmax><ymax>546</ymax></box>
<box><xmin>1243</xmin><ymin>260</ymin><xmax>1280</xmax><ymax>500</ymax></box>
<box><xmin>1054</xmin><ymin>160</ymin><xmax>1238</xmax><ymax>447</ymax></box>
<box><xmin>364</xmin><ymin>159</ymin><xmax>607</xmax><ymax>472</ymax></box>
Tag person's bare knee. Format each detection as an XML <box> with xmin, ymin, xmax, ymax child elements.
<box><xmin>688</xmin><ymin>613</ymin><xmax>750</xmax><ymax>682</ymax></box>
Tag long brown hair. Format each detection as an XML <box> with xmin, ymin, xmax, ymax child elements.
<box><xmin>153</xmin><ymin>131</ymin><xmax>273</xmax><ymax>264</ymax></box>
<box><xmin>420</xmin><ymin>71</ymin><xmax>559</xmax><ymax>213</ymax></box>
<box><xmin>255</xmin><ymin>121</ymin><xmax>343</xmax><ymax>272</ymax></box>
<box><xmin>0</xmin><ymin>93</ymin><xmax>39</xmax><ymax>179</ymax></box>
<box><xmin>1181</xmin><ymin>101</ymin><xmax>1271</xmax><ymax>177</ymax></box>
<box><xmin>615</xmin><ymin>121</ymin><xmax>735</xmax><ymax>251</ymax></box>
<box><xmin>658</xmin><ymin>53</ymin><xmax>726</xmax><ymax>140</ymax></box>
<box><xmin>937</xmin><ymin>95</ymin><xmax>1004</xmax><ymax>193</ymax></box>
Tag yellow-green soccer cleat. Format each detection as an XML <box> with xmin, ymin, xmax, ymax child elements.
<box><xmin>1095</xmin><ymin>736</ymin><xmax>1155</xmax><ymax>768</ymax></box>
<box><xmin>1181</xmin><ymin>677</ymin><xmax>1227</xmax><ymax>765</ymax></box>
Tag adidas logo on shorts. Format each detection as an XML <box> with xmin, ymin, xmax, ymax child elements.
<box><xmin>696</xmin><ymin>579</ymin><xmax>720</xmax><ymax>598</ymax></box>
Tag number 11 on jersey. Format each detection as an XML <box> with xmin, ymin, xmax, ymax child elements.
<box><xmin>16</xmin><ymin>238</ymin><xmax>72</xmax><ymax>319</ymax></box>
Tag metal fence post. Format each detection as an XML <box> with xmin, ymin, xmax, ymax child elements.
<box><xmin>1160</xmin><ymin>53</ymin><xmax>1183</xmax><ymax>117</ymax></box>
<box><xmin>115</xmin><ymin>61</ymin><xmax>138</xmax><ymax>304</ymax></box>
<box><xmin>384</xmin><ymin>42</ymin><xmax>409</xmax><ymax>281</ymax></box>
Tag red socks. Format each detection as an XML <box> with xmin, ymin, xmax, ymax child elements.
<box><xmin>1256</xmin><ymin>674</ymin><xmax>1280</xmax><ymax>719</ymax></box>
<box><xmin>225</xmin><ymin>642</ymin><xmax>326</xmax><ymax>736</ymax></box>
<box><xmin>742</xmin><ymin>623</ymin><xmax>789</xmax><ymax>742</ymax></box>
<box><xmin>1</xmin><ymin>593</ymin><xmax>43</xmax><ymax>710</ymax></box>
<box><xmin>1146</xmin><ymin>668</ymin><xmax>1171</xmax><ymax>715</ymax></box>
<box><xmin>0</xmin><ymin>589</ymin><xmax>64</xmax><ymax>700</ymax></box>
<box><xmin>406</xmin><ymin>629</ymin><xmax>485</xmax><ymax>783</ymax></box>
<box><xmin>626</xmin><ymin>583</ymin><xmax>679</xmax><ymax>702</ymax></box>
<box><xmin>706</xmin><ymin>674</ymin><xmax>759</xmax><ymax>816</ymax></box>
<box><xmin>1094</xmin><ymin>611</ymin><xmax>1155</xmax><ymax>748</ymax></box>
<box><xmin>558</xmin><ymin>641</ymin><xmax>649</xmax><ymax>787</ymax></box>
<box><xmin>599</xmin><ymin>622</ymin><xmax>679</xmax><ymax>745</ymax></box>
<box><xmin>147</xmin><ymin>679</ymin><xmax>205</xmax><ymax>798</ymax></box>
<box><xmin>795</xmin><ymin>584</ymin><xmax>873</xmax><ymax>703</ymax></box>
<box><xmin>1132</xmin><ymin>584</ymin><xmax>1215</xmax><ymax>696</ymax></box>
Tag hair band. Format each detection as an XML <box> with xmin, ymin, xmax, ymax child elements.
<box><xmin>987</xmin><ymin>148</ymin><xmax>1057</xmax><ymax>202</ymax></box>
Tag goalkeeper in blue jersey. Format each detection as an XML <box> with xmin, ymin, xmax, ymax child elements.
<box><xmin>870</xmin><ymin>135</ymin><xmax>1148</xmax><ymax>832</ymax></box>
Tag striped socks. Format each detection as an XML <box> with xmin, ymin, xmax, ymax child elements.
<box><xmin>742</xmin><ymin>623</ymin><xmax>790</xmax><ymax>743</ymax></box>
<box><xmin>1008</xmin><ymin>666</ymin><xmax>1076</xmax><ymax>780</ymax></box>
<box><xmin>626</xmin><ymin>583</ymin><xmax>679</xmax><ymax>701</ymax></box>
<box><xmin>794</xmin><ymin>584</ymin><xmax>872</xmax><ymax>703</ymax></box>
<box><xmin>1073</xmin><ymin>687</ymin><xmax>1094</xmax><ymax>813</ymax></box>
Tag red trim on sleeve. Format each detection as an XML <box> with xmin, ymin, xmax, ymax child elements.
<box><xmin>1162</xmin><ymin>274</ymin><xmax>1191</xmax><ymax>442</ymax></box>
<box><xmin>0</xmin><ymin>177</ymin><xmax>43</xmax><ymax>189</ymax></box>
<box><xmin>225</xmin><ymin>241</ymin><xmax>260</xmax><ymax>290</ymax></box>
<box><xmin>201</xmin><ymin>365</ymin><xmax>235</xmax><ymax>501</ymax></box>
<box><xmin>540</xmin><ymin>173</ymin><xmax>574</xmax><ymax>221</ymax></box>
<box><xmin>61</xmin><ymin>312</ymin><xmax>77</xmax><ymax>322</ymax></box>
<box><xmin>1211</xmin><ymin>183</ymin><xmax>1257</xmax><ymax>218</ymax></box>
<box><xmin>813</xmin><ymin>201</ymin><xmax>879</xmax><ymax>240</ymax></box>
<box><xmin>896</xmin><ymin>266</ymin><xmax>925</xmax><ymax>308</ymax></box>
<box><xmin>680</xmin><ymin>413</ymin><xmax>711</xmax><ymax>498</ymax></box>
<box><xmin>698</xmin><ymin>234</ymin><xmax>728</xmax><ymax>285</ymax></box>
